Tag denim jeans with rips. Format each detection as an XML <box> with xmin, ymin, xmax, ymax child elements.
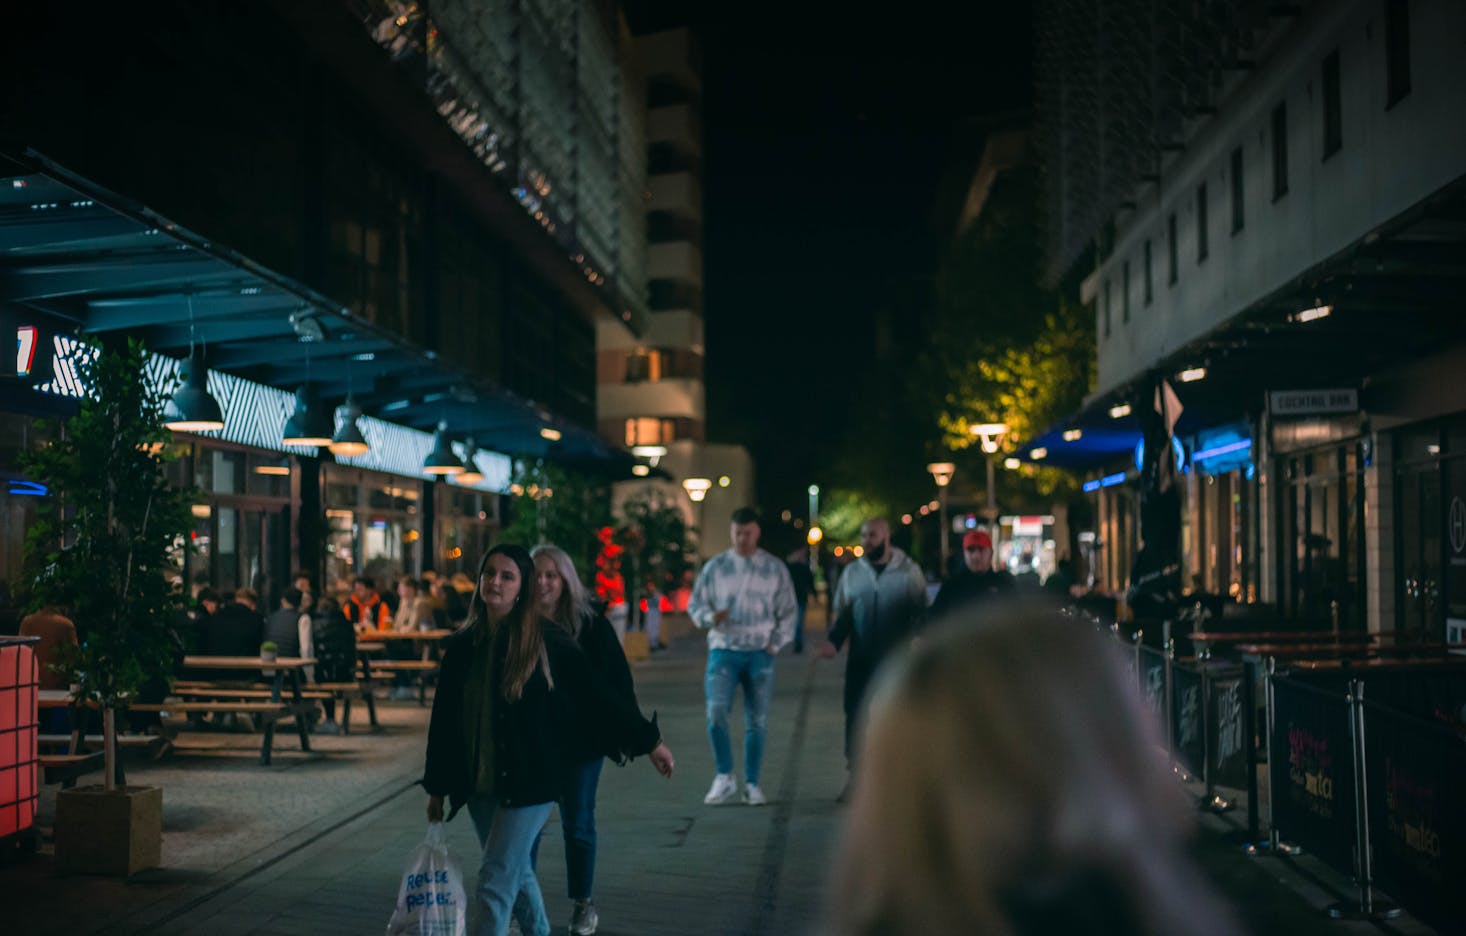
<box><xmin>704</xmin><ymin>648</ymin><xmax>776</xmax><ymax>785</ymax></box>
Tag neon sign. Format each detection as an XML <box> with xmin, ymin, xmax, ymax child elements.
<box><xmin>16</xmin><ymin>326</ymin><xmax>37</xmax><ymax>376</ymax></box>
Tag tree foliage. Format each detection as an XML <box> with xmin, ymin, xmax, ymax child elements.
<box><xmin>917</xmin><ymin>164</ymin><xmax>1095</xmax><ymax>502</ymax></box>
<box><xmin>615</xmin><ymin>491</ymin><xmax>697</xmax><ymax>596</ymax></box>
<box><xmin>499</xmin><ymin>460</ymin><xmax>611</xmax><ymax>586</ymax></box>
<box><xmin>20</xmin><ymin>339</ymin><xmax>192</xmax><ymax>710</ymax></box>
<box><xmin>818</xmin><ymin>488</ymin><xmax>893</xmax><ymax>545</ymax></box>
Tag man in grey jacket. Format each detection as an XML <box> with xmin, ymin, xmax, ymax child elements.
<box><xmin>820</xmin><ymin>517</ymin><xmax>928</xmax><ymax>800</ymax></box>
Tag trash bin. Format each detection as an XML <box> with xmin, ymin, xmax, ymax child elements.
<box><xmin>0</xmin><ymin>636</ymin><xmax>40</xmax><ymax>851</ymax></box>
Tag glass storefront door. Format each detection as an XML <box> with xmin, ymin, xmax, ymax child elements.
<box><xmin>1394</xmin><ymin>419</ymin><xmax>1466</xmax><ymax>644</ymax></box>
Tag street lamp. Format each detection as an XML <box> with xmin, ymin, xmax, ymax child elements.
<box><xmin>926</xmin><ymin>462</ymin><xmax>956</xmax><ymax>578</ymax></box>
<box><xmin>683</xmin><ymin>477</ymin><xmax>712</xmax><ymax>558</ymax></box>
<box><xmin>969</xmin><ymin>422</ymin><xmax>1008</xmax><ymax>536</ymax></box>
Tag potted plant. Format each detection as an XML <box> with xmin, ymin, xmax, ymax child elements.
<box><xmin>21</xmin><ymin>338</ymin><xmax>191</xmax><ymax>876</ymax></box>
<box><xmin>259</xmin><ymin>641</ymin><xmax>279</xmax><ymax>663</ymax></box>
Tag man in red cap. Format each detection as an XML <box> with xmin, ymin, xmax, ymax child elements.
<box><xmin>930</xmin><ymin>528</ymin><xmax>1014</xmax><ymax>619</ymax></box>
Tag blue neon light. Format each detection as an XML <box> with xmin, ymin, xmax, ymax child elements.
<box><xmin>1192</xmin><ymin>438</ymin><xmax>1252</xmax><ymax>463</ymax></box>
<box><xmin>7</xmin><ymin>479</ymin><xmax>47</xmax><ymax>496</ymax></box>
<box><xmin>1134</xmin><ymin>436</ymin><xmax>1187</xmax><ymax>472</ymax></box>
<box><xmin>1085</xmin><ymin>472</ymin><xmax>1130</xmax><ymax>493</ymax></box>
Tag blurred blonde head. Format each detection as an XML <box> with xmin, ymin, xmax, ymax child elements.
<box><xmin>828</xmin><ymin>599</ymin><xmax>1240</xmax><ymax>936</ymax></box>
<box><xmin>530</xmin><ymin>544</ymin><xmax>591</xmax><ymax>637</ymax></box>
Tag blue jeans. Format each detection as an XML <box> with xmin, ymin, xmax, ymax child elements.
<box><xmin>529</xmin><ymin>756</ymin><xmax>603</xmax><ymax>900</ymax></box>
<box><xmin>466</xmin><ymin>795</ymin><xmax>554</xmax><ymax>936</ymax></box>
<box><xmin>705</xmin><ymin>649</ymin><xmax>775</xmax><ymax>785</ymax></box>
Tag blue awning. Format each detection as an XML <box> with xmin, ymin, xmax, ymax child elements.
<box><xmin>1</xmin><ymin>150</ymin><xmax>648</xmax><ymax>478</ymax></box>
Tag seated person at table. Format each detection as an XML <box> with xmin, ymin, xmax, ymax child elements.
<box><xmin>196</xmin><ymin>588</ymin><xmax>267</xmax><ymax>682</ymax></box>
<box><xmin>312</xmin><ymin>594</ymin><xmax>357</xmax><ymax>735</ymax></box>
<box><xmin>343</xmin><ymin>576</ymin><xmax>390</xmax><ymax>632</ymax></box>
<box><xmin>265</xmin><ymin>587</ymin><xmax>312</xmax><ymax>663</ymax></box>
<box><xmin>386</xmin><ymin>577</ymin><xmax>433</xmax><ymax>700</ymax></box>
<box><xmin>20</xmin><ymin>604</ymin><xmax>78</xmax><ymax>733</ymax></box>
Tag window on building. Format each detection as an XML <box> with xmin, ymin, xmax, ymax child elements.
<box><xmin>1385</xmin><ymin>0</ymin><xmax>1411</xmax><ymax>108</ymax></box>
<box><xmin>1167</xmin><ymin>213</ymin><xmax>1178</xmax><ymax>284</ymax></box>
<box><xmin>1103</xmin><ymin>279</ymin><xmax>1111</xmax><ymax>337</ymax></box>
<box><xmin>624</xmin><ymin>417</ymin><xmax>677</xmax><ymax>447</ymax></box>
<box><xmin>625</xmin><ymin>349</ymin><xmax>664</xmax><ymax>383</ymax></box>
<box><xmin>1271</xmin><ymin>102</ymin><xmax>1288</xmax><ymax>200</ymax></box>
<box><xmin>1143</xmin><ymin>239</ymin><xmax>1153</xmax><ymax>305</ymax></box>
<box><xmin>1122</xmin><ymin>260</ymin><xmax>1131</xmax><ymax>323</ymax></box>
<box><xmin>1197</xmin><ymin>183</ymin><xmax>1209</xmax><ymax>262</ymax></box>
<box><xmin>1322</xmin><ymin>50</ymin><xmax>1343</xmax><ymax>158</ymax></box>
<box><xmin>1230</xmin><ymin>147</ymin><xmax>1245</xmax><ymax>234</ymax></box>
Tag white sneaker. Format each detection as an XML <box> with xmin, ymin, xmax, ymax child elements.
<box><xmin>703</xmin><ymin>772</ymin><xmax>738</xmax><ymax>804</ymax></box>
<box><xmin>743</xmin><ymin>783</ymin><xmax>767</xmax><ymax>806</ymax></box>
<box><xmin>570</xmin><ymin>899</ymin><xmax>599</xmax><ymax>935</ymax></box>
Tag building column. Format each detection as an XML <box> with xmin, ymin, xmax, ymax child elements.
<box><xmin>1364</xmin><ymin>432</ymin><xmax>1394</xmax><ymax>636</ymax></box>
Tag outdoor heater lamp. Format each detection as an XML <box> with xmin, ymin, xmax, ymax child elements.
<box><xmin>163</xmin><ymin>346</ymin><xmax>225</xmax><ymax>433</ymax></box>
<box><xmin>281</xmin><ymin>385</ymin><xmax>334</xmax><ymax>447</ymax></box>
<box><xmin>423</xmin><ymin>422</ymin><xmax>465</xmax><ymax>475</ymax></box>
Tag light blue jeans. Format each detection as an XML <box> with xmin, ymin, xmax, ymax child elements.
<box><xmin>466</xmin><ymin>795</ymin><xmax>554</xmax><ymax>936</ymax></box>
<box><xmin>705</xmin><ymin>648</ymin><xmax>775</xmax><ymax>785</ymax></box>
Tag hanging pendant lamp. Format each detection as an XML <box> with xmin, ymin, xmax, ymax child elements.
<box><xmin>423</xmin><ymin>422</ymin><xmax>465</xmax><ymax>475</ymax></box>
<box><xmin>455</xmin><ymin>437</ymin><xmax>484</xmax><ymax>485</ymax></box>
<box><xmin>163</xmin><ymin>345</ymin><xmax>225</xmax><ymax>432</ymax></box>
<box><xmin>281</xmin><ymin>385</ymin><xmax>334</xmax><ymax>447</ymax></box>
<box><xmin>329</xmin><ymin>399</ymin><xmax>370</xmax><ymax>457</ymax></box>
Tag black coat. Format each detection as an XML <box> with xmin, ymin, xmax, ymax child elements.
<box><xmin>421</xmin><ymin>619</ymin><xmax>660</xmax><ymax>819</ymax></box>
<box><xmin>929</xmin><ymin>569</ymin><xmax>1016</xmax><ymax>620</ymax></box>
<box><xmin>561</xmin><ymin>612</ymin><xmax>643</xmax><ymax>764</ymax></box>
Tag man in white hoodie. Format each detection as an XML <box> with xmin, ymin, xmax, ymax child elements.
<box><xmin>689</xmin><ymin>507</ymin><xmax>798</xmax><ymax>806</ymax></box>
<box><xmin>820</xmin><ymin>517</ymin><xmax>928</xmax><ymax>800</ymax></box>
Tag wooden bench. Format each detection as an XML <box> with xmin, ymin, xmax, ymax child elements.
<box><xmin>172</xmin><ymin>687</ymin><xmax>332</xmax><ymax>701</ymax></box>
<box><xmin>174</xmin><ymin>679</ymin><xmax>376</xmax><ymax>733</ymax></box>
<box><xmin>313</xmin><ymin>681</ymin><xmax>379</xmax><ymax>734</ymax></box>
<box><xmin>360</xmin><ymin>660</ymin><xmax>439</xmax><ymax>705</ymax></box>
<box><xmin>39</xmin><ymin>733</ymin><xmax>171</xmax><ymax>756</ymax></box>
<box><xmin>129</xmin><ymin>702</ymin><xmax>294</xmax><ymax>765</ymax></box>
<box><xmin>39</xmin><ymin>752</ymin><xmax>104</xmax><ymax>787</ymax></box>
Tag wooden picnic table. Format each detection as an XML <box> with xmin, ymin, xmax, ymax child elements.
<box><xmin>167</xmin><ymin>656</ymin><xmax>319</xmax><ymax>763</ymax></box>
<box><xmin>38</xmin><ymin>689</ymin><xmax>72</xmax><ymax>709</ymax></box>
<box><xmin>353</xmin><ymin>633</ymin><xmax>446</xmax><ymax>705</ymax></box>
<box><xmin>353</xmin><ymin>628</ymin><xmax>454</xmax><ymax>641</ymax></box>
<box><xmin>1292</xmin><ymin>656</ymin><xmax>1466</xmax><ymax>672</ymax></box>
<box><xmin>1188</xmin><ymin>630</ymin><xmax>1379</xmax><ymax>645</ymax></box>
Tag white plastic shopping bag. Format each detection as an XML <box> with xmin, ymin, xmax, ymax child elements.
<box><xmin>386</xmin><ymin>822</ymin><xmax>467</xmax><ymax>936</ymax></box>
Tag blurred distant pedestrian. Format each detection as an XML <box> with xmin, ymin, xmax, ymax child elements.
<box><xmin>827</xmin><ymin>600</ymin><xmax>1243</xmax><ymax>936</ymax></box>
<box><xmin>688</xmin><ymin>507</ymin><xmax>797</xmax><ymax>806</ymax></box>
<box><xmin>929</xmin><ymin>530</ymin><xmax>1014</xmax><ymax>619</ymax></box>
<box><xmin>785</xmin><ymin>546</ymin><xmax>815</xmax><ymax>654</ymax></box>
<box><xmin>820</xmin><ymin>518</ymin><xmax>926</xmax><ymax>801</ymax></box>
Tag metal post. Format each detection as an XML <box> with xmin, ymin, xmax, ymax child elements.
<box><xmin>1163</xmin><ymin>621</ymin><xmax>1177</xmax><ymax>770</ymax></box>
<box><xmin>1200</xmin><ymin>665</ymin><xmax>1235</xmax><ymax>813</ymax></box>
<box><xmin>938</xmin><ymin>483</ymin><xmax>950</xmax><ymax>579</ymax></box>
<box><xmin>1263</xmin><ymin>657</ymin><xmax>1302</xmax><ymax>855</ymax></box>
<box><xmin>986</xmin><ymin>453</ymin><xmax>996</xmax><ymax>530</ymax></box>
<box><xmin>1328</xmin><ymin>679</ymin><xmax>1402</xmax><ymax>920</ymax></box>
<box><xmin>1242</xmin><ymin>660</ymin><xmax>1262</xmax><ymax>846</ymax></box>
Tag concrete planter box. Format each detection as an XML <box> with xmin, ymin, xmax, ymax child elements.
<box><xmin>55</xmin><ymin>785</ymin><xmax>162</xmax><ymax>876</ymax></box>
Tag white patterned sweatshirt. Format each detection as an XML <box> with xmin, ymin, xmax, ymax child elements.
<box><xmin>688</xmin><ymin>548</ymin><xmax>798</xmax><ymax>653</ymax></box>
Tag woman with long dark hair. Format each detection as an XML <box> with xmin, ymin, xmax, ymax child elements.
<box><xmin>422</xmin><ymin>544</ymin><xmax>674</xmax><ymax>936</ymax></box>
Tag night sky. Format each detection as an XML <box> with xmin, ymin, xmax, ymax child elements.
<box><xmin>632</xmin><ymin>5</ymin><xmax>1035</xmax><ymax>514</ymax></box>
